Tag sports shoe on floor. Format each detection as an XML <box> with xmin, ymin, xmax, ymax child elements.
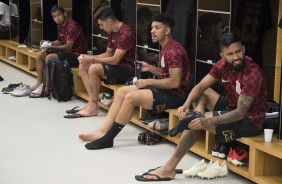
<box><xmin>145</xmin><ymin>132</ymin><xmax>162</xmax><ymax>145</ymax></box>
<box><xmin>31</xmin><ymin>83</ymin><xmax>43</xmax><ymax>94</ymax></box>
<box><xmin>2</xmin><ymin>82</ymin><xmax>22</xmax><ymax>94</ymax></box>
<box><xmin>197</xmin><ymin>160</ymin><xmax>228</xmax><ymax>179</ymax></box>
<box><xmin>183</xmin><ymin>159</ymin><xmax>207</xmax><ymax>177</ymax></box>
<box><xmin>138</xmin><ymin>131</ymin><xmax>147</xmax><ymax>144</ymax></box>
<box><xmin>231</xmin><ymin>148</ymin><xmax>249</xmax><ymax>166</ymax></box>
<box><xmin>11</xmin><ymin>84</ymin><xmax>31</xmax><ymax>97</ymax></box>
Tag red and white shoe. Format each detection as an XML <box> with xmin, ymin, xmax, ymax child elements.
<box><xmin>231</xmin><ymin>148</ymin><xmax>249</xmax><ymax>166</ymax></box>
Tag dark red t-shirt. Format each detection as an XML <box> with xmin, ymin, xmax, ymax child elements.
<box><xmin>57</xmin><ymin>19</ymin><xmax>87</xmax><ymax>55</ymax></box>
<box><xmin>159</xmin><ymin>39</ymin><xmax>190</xmax><ymax>98</ymax></box>
<box><xmin>107</xmin><ymin>23</ymin><xmax>135</xmax><ymax>73</ymax></box>
<box><xmin>209</xmin><ymin>56</ymin><xmax>267</xmax><ymax>129</ymax></box>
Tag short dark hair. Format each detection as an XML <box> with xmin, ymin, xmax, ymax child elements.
<box><xmin>151</xmin><ymin>13</ymin><xmax>175</xmax><ymax>29</ymax></box>
<box><xmin>51</xmin><ymin>5</ymin><xmax>65</xmax><ymax>14</ymax></box>
<box><xmin>219</xmin><ymin>32</ymin><xmax>241</xmax><ymax>49</ymax></box>
<box><xmin>198</xmin><ymin>13</ymin><xmax>221</xmax><ymax>35</ymax></box>
<box><xmin>94</xmin><ymin>6</ymin><xmax>116</xmax><ymax>21</ymax></box>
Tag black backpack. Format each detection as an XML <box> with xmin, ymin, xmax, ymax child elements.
<box><xmin>45</xmin><ymin>59</ymin><xmax>73</xmax><ymax>102</ymax></box>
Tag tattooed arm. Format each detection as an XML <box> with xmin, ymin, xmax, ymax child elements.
<box><xmin>189</xmin><ymin>95</ymin><xmax>254</xmax><ymax>130</ymax></box>
<box><xmin>135</xmin><ymin>68</ymin><xmax>182</xmax><ymax>89</ymax></box>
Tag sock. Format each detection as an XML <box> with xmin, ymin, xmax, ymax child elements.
<box><xmin>85</xmin><ymin>122</ymin><xmax>125</xmax><ymax>150</ymax></box>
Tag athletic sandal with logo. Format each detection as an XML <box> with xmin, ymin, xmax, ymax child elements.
<box><xmin>168</xmin><ymin>111</ymin><xmax>205</xmax><ymax>137</ymax></box>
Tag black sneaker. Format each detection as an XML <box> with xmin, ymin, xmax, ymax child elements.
<box><xmin>145</xmin><ymin>132</ymin><xmax>162</xmax><ymax>145</ymax></box>
<box><xmin>168</xmin><ymin>111</ymin><xmax>205</xmax><ymax>137</ymax></box>
<box><xmin>2</xmin><ymin>83</ymin><xmax>22</xmax><ymax>94</ymax></box>
<box><xmin>138</xmin><ymin>131</ymin><xmax>147</xmax><ymax>144</ymax></box>
<box><xmin>218</xmin><ymin>143</ymin><xmax>230</xmax><ymax>159</ymax></box>
<box><xmin>0</xmin><ymin>76</ymin><xmax>3</xmax><ymax>81</ymax></box>
<box><xmin>211</xmin><ymin>143</ymin><xmax>221</xmax><ymax>157</ymax></box>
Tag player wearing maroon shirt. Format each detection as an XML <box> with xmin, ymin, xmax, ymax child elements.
<box><xmin>69</xmin><ymin>7</ymin><xmax>135</xmax><ymax>118</ymax></box>
<box><xmin>136</xmin><ymin>32</ymin><xmax>267</xmax><ymax>181</ymax></box>
<box><xmin>30</xmin><ymin>5</ymin><xmax>87</xmax><ymax>97</ymax></box>
<box><xmin>78</xmin><ymin>13</ymin><xmax>191</xmax><ymax>151</ymax></box>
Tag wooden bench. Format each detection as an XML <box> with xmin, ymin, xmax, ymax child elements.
<box><xmin>1</xmin><ymin>40</ymin><xmax>282</xmax><ymax>184</ymax></box>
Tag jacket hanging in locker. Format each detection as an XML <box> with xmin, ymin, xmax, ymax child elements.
<box><xmin>165</xmin><ymin>0</ymin><xmax>195</xmax><ymax>49</ymax></box>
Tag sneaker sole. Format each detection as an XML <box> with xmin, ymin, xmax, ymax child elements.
<box><xmin>212</xmin><ymin>151</ymin><xmax>219</xmax><ymax>157</ymax></box>
<box><xmin>231</xmin><ymin>159</ymin><xmax>248</xmax><ymax>166</ymax></box>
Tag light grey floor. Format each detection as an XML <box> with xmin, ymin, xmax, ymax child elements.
<box><xmin>0</xmin><ymin>61</ymin><xmax>254</xmax><ymax>184</ymax></box>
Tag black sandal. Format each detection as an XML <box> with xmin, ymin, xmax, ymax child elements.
<box><xmin>29</xmin><ymin>91</ymin><xmax>51</xmax><ymax>100</ymax></box>
<box><xmin>66</xmin><ymin>106</ymin><xmax>80</xmax><ymax>114</ymax></box>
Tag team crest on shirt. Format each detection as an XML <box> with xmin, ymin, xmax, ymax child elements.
<box><xmin>161</xmin><ymin>56</ymin><xmax>165</xmax><ymax>67</ymax></box>
<box><xmin>236</xmin><ymin>80</ymin><xmax>241</xmax><ymax>94</ymax></box>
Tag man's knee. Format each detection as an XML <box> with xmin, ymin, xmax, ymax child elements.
<box><xmin>123</xmin><ymin>91</ymin><xmax>139</xmax><ymax>104</ymax></box>
<box><xmin>45</xmin><ymin>54</ymin><xmax>58</xmax><ymax>64</ymax></box>
<box><xmin>89</xmin><ymin>64</ymin><xmax>103</xmax><ymax>75</ymax></box>
<box><xmin>116</xmin><ymin>86</ymin><xmax>131</xmax><ymax>99</ymax></box>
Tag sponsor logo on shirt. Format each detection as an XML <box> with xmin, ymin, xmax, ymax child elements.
<box><xmin>236</xmin><ymin>80</ymin><xmax>241</xmax><ymax>94</ymax></box>
<box><xmin>161</xmin><ymin>56</ymin><xmax>165</xmax><ymax>67</ymax></box>
<box><xmin>221</xmin><ymin>79</ymin><xmax>230</xmax><ymax>83</ymax></box>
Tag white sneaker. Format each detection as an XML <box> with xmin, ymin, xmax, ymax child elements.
<box><xmin>31</xmin><ymin>83</ymin><xmax>43</xmax><ymax>94</ymax></box>
<box><xmin>101</xmin><ymin>94</ymin><xmax>113</xmax><ymax>106</ymax></box>
<box><xmin>10</xmin><ymin>84</ymin><xmax>25</xmax><ymax>94</ymax></box>
<box><xmin>197</xmin><ymin>161</ymin><xmax>228</xmax><ymax>179</ymax></box>
<box><xmin>183</xmin><ymin>159</ymin><xmax>207</xmax><ymax>177</ymax></box>
<box><xmin>11</xmin><ymin>85</ymin><xmax>31</xmax><ymax>97</ymax></box>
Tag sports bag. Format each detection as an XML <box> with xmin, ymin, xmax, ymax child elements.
<box><xmin>46</xmin><ymin>59</ymin><xmax>73</xmax><ymax>102</ymax></box>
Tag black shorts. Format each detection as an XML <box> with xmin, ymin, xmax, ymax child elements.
<box><xmin>212</xmin><ymin>96</ymin><xmax>261</xmax><ymax>144</ymax></box>
<box><xmin>146</xmin><ymin>87</ymin><xmax>186</xmax><ymax>114</ymax></box>
<box><xmin>102</xmin><ymin>64</ymin><xmax>133</xmax><ymax>84</ymax></box>
<box><xmin>47</xmin><ymin>49</ymin><xmax>79</xmax><ymax>67</ymax></box>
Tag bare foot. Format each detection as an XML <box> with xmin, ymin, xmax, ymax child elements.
<box><xmin>77</xmin><ymin>103</ymin><xmax>99</xmax><ymax>117</ymax></box>
<box><xmin>78</xmin><ymin>102</ymin><xmax>90</xmax><ymax>111</ymax></box>
<box><xmin>142</xmin><ymin>166</ymin><xmax>175</xmax><ymax>181</ymax></box>
<box><xmin>31</xmin><ymin>83</ymin><xmax>41</xmax><ymax>91</ymax></box>
<box><xmin>78</xmin><ymin>129</ymin><xmax>105</xmax><ymax>141</ymax></box>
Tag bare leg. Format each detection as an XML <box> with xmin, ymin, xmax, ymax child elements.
<box><xmin>79</xmin><ymin>62</ymin><xmax>92</xmax><ymax>97</ymax></box>
<box><xmin>115</xmin><ymin>89</ymin><xmax>153</xmax><ymax>125</ymax></box>
<box><xmin>78</xmin><ymin>85</ymin><xmax>138</xmax><ymax>141</ymax></box>
<box><xmin>32</xmin><ymin>52</ymin><xmax>59</xmax><ymax>92</ymax></box>
<box><xmin>142</xmin><ymin>130</ymin><xmax>199</xmax><ymax>180</ymax></box>
<box><xmin>32</xmin><ymin>52</ymin><xmax>46</xmax><ymax>90</ymax></box>
<box><xmin>83</xmin><ymin>89</ymin><xmax>155</xmax><ymax>150</ymax></box>
<box><xmin>78</xmin><ymin>64</ymin><xmax>106</xmax><ymax>116</ymax></box>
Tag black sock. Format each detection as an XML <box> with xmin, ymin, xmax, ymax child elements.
<box><xmin>85</xmin><ymin>122</ymin><xmax>125</xmax><ymax>150</ymax></box>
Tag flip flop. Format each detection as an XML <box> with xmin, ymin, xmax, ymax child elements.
<box><xmin>148</xmin><ymin>167</ymin><xmax>183</xmax><ymax>174</ymax></box>
<box><xmin>66</xmin><ymin>106</ymin><xmax>80</xmax><ymax>114</ymax></box>
<box><xmin>135</xmin><ymin>172</ymin><xmax>173</xmax><ymax>182</ymax></box>
<box><xmin>29</xmin><ymin>92</ymin><xmax>51</xmax><ymax>100</ymax></box>
<box><xmin>64</xmin><ymin>113</ymin><xmax>85</xmax><ymax>119</ymax></box>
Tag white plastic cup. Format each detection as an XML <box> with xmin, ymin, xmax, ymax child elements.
<box><xmin>264</xmin><ymin>129</ymin><xmax>274</xmax><ymax>142</ymax></box>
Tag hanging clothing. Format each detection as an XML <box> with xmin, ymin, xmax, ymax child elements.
<box><xmin>235</xmin><ymin>0</ymin><xmax>272</xmax><ymax>67</ymax></box>
<box><xmin>165</xmin><ymin>0</ymin><xmax>195</xmax><ymax>49</ymax></box>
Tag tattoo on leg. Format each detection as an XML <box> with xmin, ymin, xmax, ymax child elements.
<box><xmin>175</xmin><ymin>130</ymin><xmax>197</xmax><ymax>158</ymax></box>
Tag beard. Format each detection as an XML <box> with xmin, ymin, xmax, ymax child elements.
<box><xmin>226</xmin><ymin>58</ymin><xmax>244</xmax><ymax>72</ymax></box>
